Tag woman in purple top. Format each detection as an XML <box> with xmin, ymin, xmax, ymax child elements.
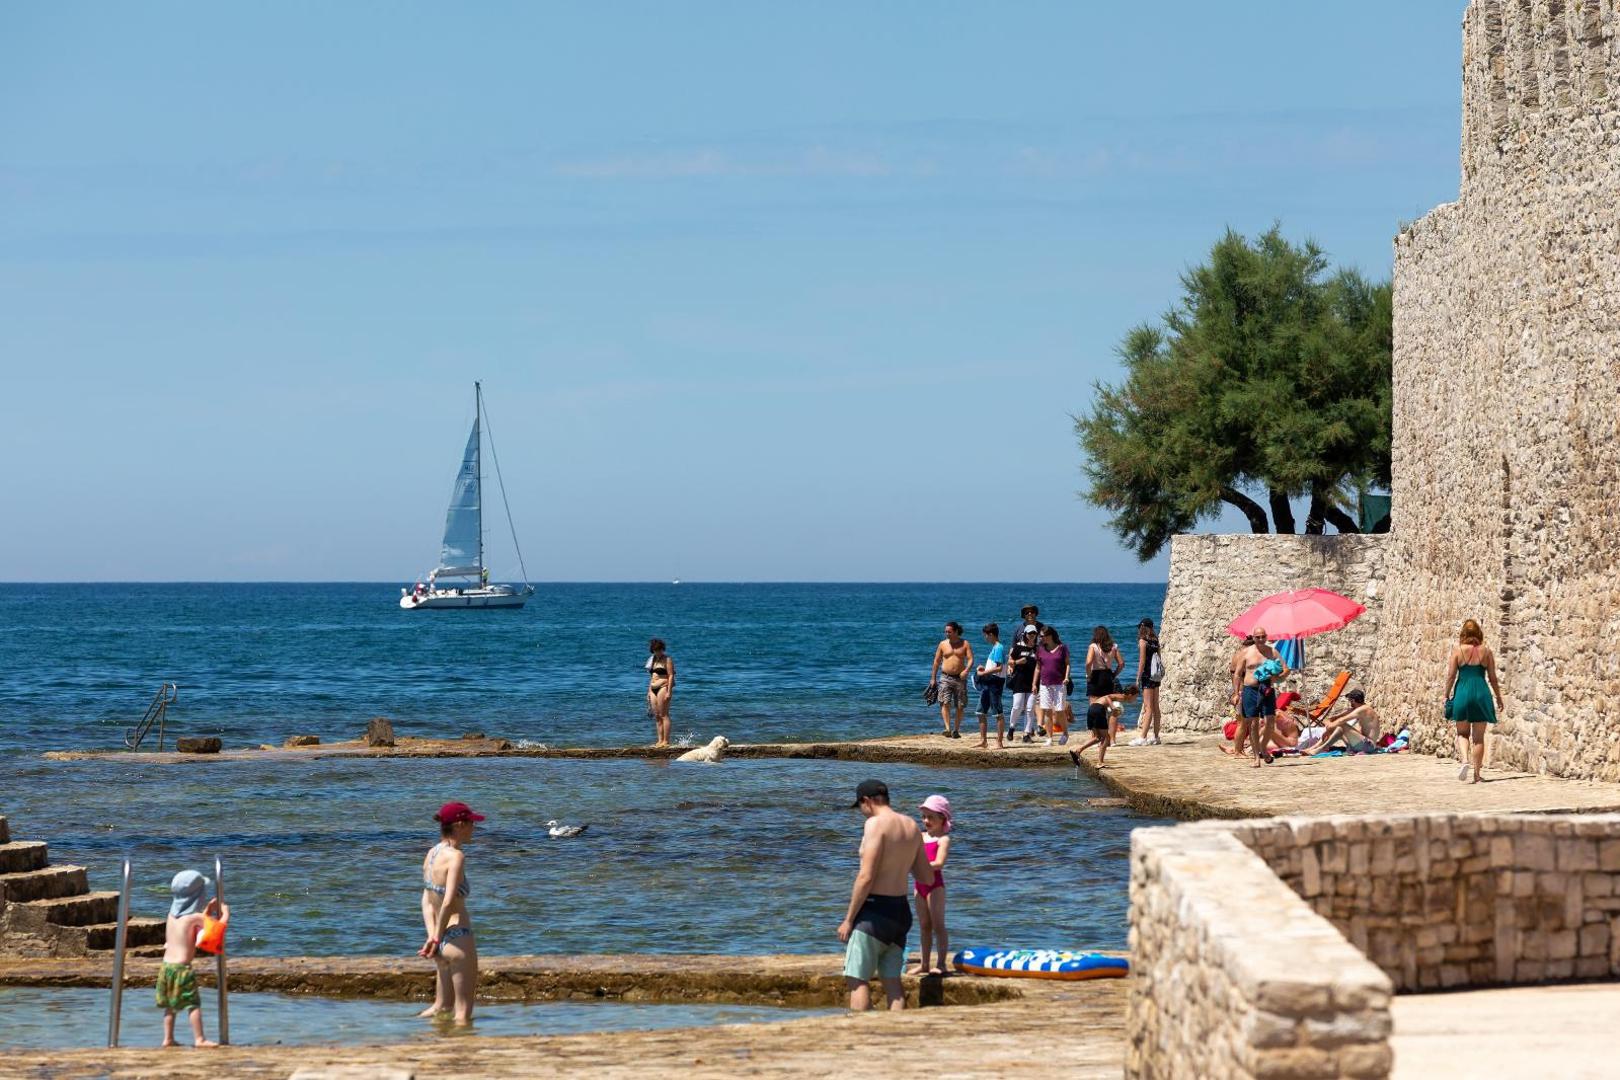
<box><xmin>1034</xmin><ymin>626</ymin><xmax>1072</xmax><ymax>746</ymax></box>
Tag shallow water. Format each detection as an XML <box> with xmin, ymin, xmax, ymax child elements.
<box><xmin>11</xmin><ymin>756</ymin><xmax>1160</xmax><ymax>957</ymax></box>
<box><xmin>0</xmin><ymin>986</ymin><xmax>835</xmax><ymax>1049</ymax></box>
<box><xmin>5</xmin><ymin>582</ymin><xmax>1167</xmax><ymax>961</ymax></box>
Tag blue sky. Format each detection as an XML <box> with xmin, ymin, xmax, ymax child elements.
<box><xmin>0</xmin><ymin>2</ymin><xmax>1465</xmax><ymax>582</ymax></box>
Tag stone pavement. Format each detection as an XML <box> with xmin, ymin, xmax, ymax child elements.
<box><xmin>1390</xmin><ymin>982</ymin><xmax>1620</xmax><ymax>1080</ymax></box>
<box><xmin>42</xmin><ymin>731</ymin><xmax>1092</xmax><ymax>769</ymax></box>
<box><xmin>0</xmin><ymin>954</ymin><xmax>1127</xmax><ymax>1079</ymax></box>
<box><xmin>1075</xmin><ymin>735</ymin><xmax>1620</xmax><ymax>820</ymax></box>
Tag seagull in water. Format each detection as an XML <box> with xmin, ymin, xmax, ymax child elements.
<box><xmin>546</xmin><ymin>819</ymin><xmax>588</xmax><ymax>839</ymax></box>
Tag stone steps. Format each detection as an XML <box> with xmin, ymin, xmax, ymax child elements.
<box><xmin>0</xmin><ymin>865</ymin><xmax>89</xmax><ymax>904</ymax></box>
<box><xmin>84</xmin><ymin>917</ymin><xmax>167</xmax><ymax>951</ymax></box>
<box><xmin>19</xmin><ymin>890</ymin><xmax>121</xmax><ymax>928</ymax></box>
<box><xmin>0</xmin><ymin>818</ymin><xmax>162</xmax><ymax>958</ymax></box>
<box><xmin>0</xmin><ymin>842</ymin><xmax>49</xmax><ymax>876</ymax></box>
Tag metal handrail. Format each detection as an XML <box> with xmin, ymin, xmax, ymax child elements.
<box><xmin>125</xmin><ymin>683</ymin><xmax>178</xmax><ymax>751</ymax></box>
<box><xmin>107</xmin><ymin>858</ymin><xmax>131</xmax><ymax>1046</ymax></box>
<box><xmin>215</xmin><ymin>856</ymin><xmax>229</xmax><ymax>1044</ymax></box>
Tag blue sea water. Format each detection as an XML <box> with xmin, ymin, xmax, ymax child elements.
<box><xmin>3</xmin><ymin>582</ymin><xmax>1167</xmax><ymax>959</ymax></box>
<box><xmin>1</xmin><ymin>582</ymin><xmax>1166</xmax><ymax>748</ymax></box>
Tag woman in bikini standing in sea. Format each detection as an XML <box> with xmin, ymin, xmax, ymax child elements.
<box><xmin>419</xmin><ymin>801</ymin><xmax>482</xmax><ymax>1024</ymax></box>
<box><xmin>647</xmin><ymin>638</ymin><xmax>675</xmax><ymax>746</ymax></box>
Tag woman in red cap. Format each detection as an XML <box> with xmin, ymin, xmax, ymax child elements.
<box><xmin>418</xmin><ymin>800</ymin><xmax>483</xmax><ymax>1024</ymax></box>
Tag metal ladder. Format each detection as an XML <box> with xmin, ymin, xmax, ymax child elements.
<box><xmin>124</xmin><ymin>682</ymin><xmax>178</xmax><ymax>751</ymax></box>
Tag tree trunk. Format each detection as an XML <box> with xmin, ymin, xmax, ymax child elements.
<box><xmin>1221</xmin><ymin>487</ymin><xmax>1270</xmax><ymax>533</ymax></box>
<box><xmin>1320</xmin><ymin>501</ymin><xmax>1362</xmax><ymax>534</ymax></box>
<box><xmin>1268</xmin><ymin>489</ymin><xmax>1296</xmax><ymax>534</ymax></box>
<box><xmin>1304</xmin><ymin>495</ymin><xmax>1326</xmax><ymax>535</ymax></box>
<box><xmin>1305</xmin><ymin>489</ymin><xmax>1362</xmax><ymax>534</ymax></box>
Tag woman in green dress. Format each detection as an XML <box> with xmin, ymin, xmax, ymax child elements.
<box><xmin>1442</xmin><ymin>618</ymin><xmax>1504</xmax><ymax>784</ymax></box>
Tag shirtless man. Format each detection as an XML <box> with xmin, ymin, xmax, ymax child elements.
<box><xmin>1309</xmin><ymin>690</ymin><xmax>1380</xmax><ymax>755</ymax></box>
<box><xmin>838</xmin><ymin>779</ymin><xmax>936</xmax><ymax>1011</ymax></box>
<box><xmin>1232</xmin><ymin>627</ymin><xmax>1288</xmax><ymax>768</ymax></box>
<box><xmin>1220</xmin><ymin>632</ymin><xmax>1255</xmax><ymax>757</ymax></box>
<box><xmin>929</xmin><ymin>622</ymin><xmax>974</xmax><ymax>739</ymax></box>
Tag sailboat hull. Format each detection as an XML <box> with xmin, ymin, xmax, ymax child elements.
<box><xmin>400</xmin><ymin>585</ymin><xmax>535</xmax><ymax>610</ymax></box>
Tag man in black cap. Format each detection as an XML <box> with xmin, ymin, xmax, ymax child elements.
<box><xmin>838</xmin><ymin>779</ymin><xmax>935</xmax><ymax>1010</ymax></box>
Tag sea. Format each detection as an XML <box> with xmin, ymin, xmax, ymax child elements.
<box><xmin>3</xmin><ymin>582</ymin><xmax>1167</xmax><ymax>959</ymax></box>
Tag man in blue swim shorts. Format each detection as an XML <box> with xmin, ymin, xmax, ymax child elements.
<box><xmin>1232</xmin><ymin>627</ymin><xmax>1288</xmax><ymax>769</ymax></box>
<box><xmin>838</xmin><ymin>779</ymin><xmax>937</xmax><ymax>1010</ymax></box>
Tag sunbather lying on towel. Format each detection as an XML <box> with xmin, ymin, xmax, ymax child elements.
<box><xmin>1306</xmin><ymin>690</ymin><xmax>1380</xmax><ymax>755</ymax></box>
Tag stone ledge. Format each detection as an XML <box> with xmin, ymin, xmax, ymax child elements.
<box><xmin>1126</xmin><ymin>824</ymin><xmax>1392</xmax><ymax>1079</ymax></box>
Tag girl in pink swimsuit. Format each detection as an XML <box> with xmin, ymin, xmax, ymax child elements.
<box><xmin>913</xmin><ymin>794</ymin><xmax>953</xmax><ymax>976</ymax></box>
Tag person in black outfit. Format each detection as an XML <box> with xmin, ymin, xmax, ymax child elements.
<box><xmin>1006</xmin><ymin>625</ymin><xmax>1041</xmax><ymax>743</ymax></box>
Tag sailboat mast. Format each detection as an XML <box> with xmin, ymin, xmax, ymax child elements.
<box><xmin>474</xmin><ymin>381</ymin><xmax>485</xmax><ymax>577</ymax></box>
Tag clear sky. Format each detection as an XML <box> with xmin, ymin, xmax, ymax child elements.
<box><xmin>0</xmin><ymin>2</ymin><xmax>1466</xmax><ymax>582</ymax></box>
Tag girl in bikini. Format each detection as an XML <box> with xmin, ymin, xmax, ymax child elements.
<box><xmin>646</xmin><ymin>638</ymin><xmax>674</xmax><ymax>747</ymax></box>
<box><xmin>911</xmin><ymin>795</ymin><xmax>953</xmax><ymax>976</ymax></box>
<box><xmin>419</xmin><ymin>801</ymin><xmax>482</xmax><ymax>1024</ymax></box>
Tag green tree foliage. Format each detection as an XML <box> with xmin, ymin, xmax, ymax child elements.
<box><xmin>1077</xmin><ymin>226</ymin><xmax>1392</xmax><ymax>561</ymax></box>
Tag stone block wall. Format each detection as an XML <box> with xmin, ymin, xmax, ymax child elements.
<box><xmin>1127</xmin><ymin>824</ymin><xmax>1394</xmax><ymax>1079</ymax></box>
<box><xmin>1159</xmin><ymin>534</ymin><xmax>1388</xmax><ymax>733</ymax></box>
<box><xmin>1368</xmin><ymin>0</ymin><xmax>1620</xmax><ymax>780</ymax></box>
<box><xmin>1237</xmin><ymin>812</ymin><xmax>1620</xmax><ymax>991</ymax></box>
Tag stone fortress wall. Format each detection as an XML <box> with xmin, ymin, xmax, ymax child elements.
<box><xmin>1158</xmin><ymin>535</ymin><xmax>1388</xmax><ymax>733</ymax></box>
<box><xmin>1162</xmin><ymin>1</ymin><xmax>1620</xmax><ymax>780</ymax></box>
<box><xmin>1367</xmin><ymin>0</ymin><xmax>1620</xmax><ymax>781</ymax></box>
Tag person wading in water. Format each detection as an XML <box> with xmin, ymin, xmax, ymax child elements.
<box><xmin>838</xmin><ymin>780</ymin><xmax>936</xmax><ymax>1011</ymax></box>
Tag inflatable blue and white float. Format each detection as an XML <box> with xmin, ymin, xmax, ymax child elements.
<box><xmin>952</xmin><ymin>948</ymin><xmax>1129</xmax><ymax>981</ymax></box>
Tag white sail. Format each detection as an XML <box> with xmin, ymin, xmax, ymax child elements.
<box><xmin>436</xmin><ymin>418</ymin><xmax>482</xmax><ymax>577</ymax></box>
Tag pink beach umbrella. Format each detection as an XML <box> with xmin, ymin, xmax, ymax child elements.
<box><xmin>1226</xmin><ymin>588</ymin><xmax>1366</xmax><ymax>641</ymax></box>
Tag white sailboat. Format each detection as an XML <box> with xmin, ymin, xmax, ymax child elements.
<box><xmin>401</xmin><ymin>382</ymin><xmax>535</xmax><ymax>610</ymax></box>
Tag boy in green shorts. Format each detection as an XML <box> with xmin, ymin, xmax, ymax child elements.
<box><xmin>158</xmin><ymin>869</ymin><xmax>224</xmax><ymax>1048</ymax></box>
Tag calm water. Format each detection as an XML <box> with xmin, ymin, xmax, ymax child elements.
<box><xmin>4</xmin><ymin>583</ymin><xmax>1166</xmax><ymax>959</ymax></box>
<box><xmin>0</xmin><ymin>986</ymin><xmax>834</xmax><ymax>1049</ymax></box>
<box><xmin>0</xmin><ymin>582</ymin><xmax>1165</xmax><ymax>748</ymax></box>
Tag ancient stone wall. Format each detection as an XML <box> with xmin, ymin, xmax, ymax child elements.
<box><xmin>1126</xmin><ymin>824</ymin><xmax>1394</xmax><ymax>1079</ymax></box>
<box><xmin>1368</xmin><ymin>0</ymin><xmax>1620</xmax><ymax>780</ymax></box>
<box><xmin>1159</xmin><ymin>534</ymin><xmax>1388</xmax><ymax>733</ymax></box>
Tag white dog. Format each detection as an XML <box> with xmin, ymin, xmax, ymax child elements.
<box><xmin>675</xmin><ymin>735</ymin><xmax>730</xmax><ymax>763</ymax></box>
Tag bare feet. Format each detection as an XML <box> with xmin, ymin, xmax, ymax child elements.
<box><xmin>416</xmin><ymin>1005</ymin><xmax>443</xmax><ymax>1018</ymax></box>
<box><xmin>160</xmin><ymin>1040</ymin><xmax>178</xmax><ymax>1048</ymax></box>
<box><xmin>194</xmin><ymin>1039</ymin><xmax>219</xmax><ymax>1048</ymax></box>
<box><xmin>975</xmin><ymin>741</ymin><xmax>988</xmax><ymax>749</ymax></box>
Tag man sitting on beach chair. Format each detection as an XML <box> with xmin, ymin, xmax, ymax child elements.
<box><xmin>1307</xmin><ymin>690</ymin><xmax>1380</xmax><ymax>755</ymax></box>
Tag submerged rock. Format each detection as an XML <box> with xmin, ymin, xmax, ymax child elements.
<box><xmin>285</xmin><ymin>735</ymin><xmax>320</xmax><ymax>748</ymax></box>
<box><xmin>176</xmin><ymin>737</ymin><xmax>222</xmax><ymax>754</ymax></box>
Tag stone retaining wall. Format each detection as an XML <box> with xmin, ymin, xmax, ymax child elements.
<box><xmin>1238</xmin><ymin>812</ymin><xmax>1620</xmax><ymax>991</ymax></box>
<box><xmin>1126</xmin><ymin>825</ymin><xmax>1394</xmax><ymax>1079</ymax></box>
<box><xmin>1365</xmin><ymin>0</ymin><xmax>1620</xmax><ymax>780</ymax></box>
<box><xmin>1159</xmin><ymin>534</ymin><xmax>1388</xmax><ymax>733</ymax></box>
<box><xmin>1130</xmin><ymin>811</ymin><xmax>1620</xmax><ymax>1079</ymax></box>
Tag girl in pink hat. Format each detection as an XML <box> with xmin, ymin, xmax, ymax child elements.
<box><xmin>912</xmin><ymin>795</ymin><xmax>953</xmax><ymax>976</ymax></box>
